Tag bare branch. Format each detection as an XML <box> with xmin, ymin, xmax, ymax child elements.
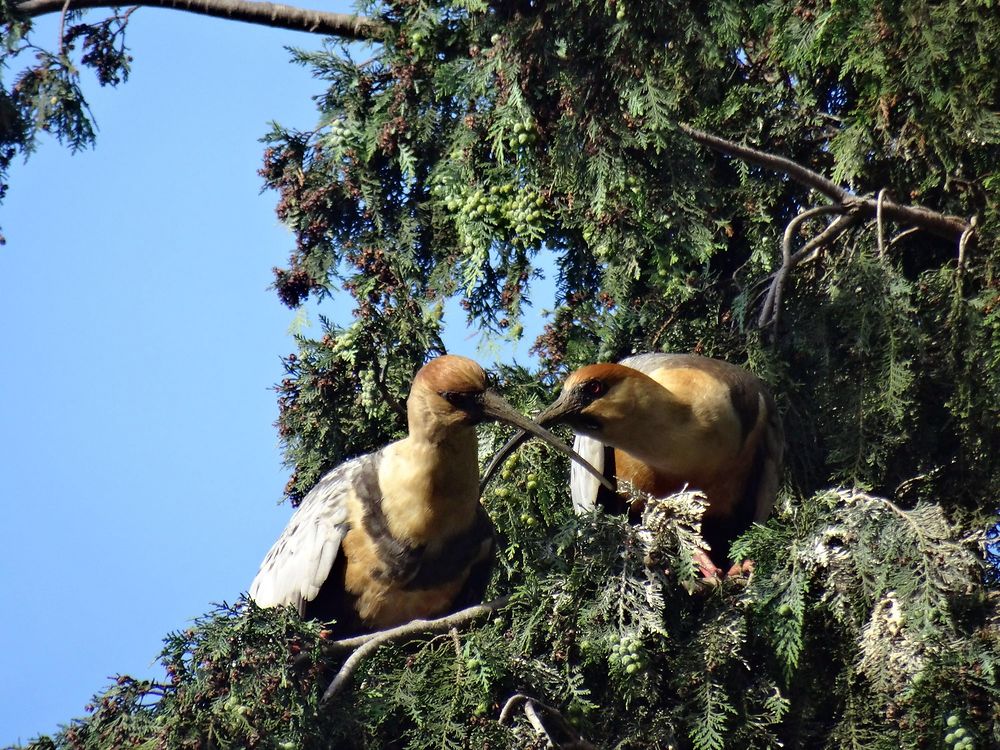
<box><xmin>679</xmin><ymin>123</ymin><xmax>972</xmax><ymax>243</ymax></box>
<box><xmin>958</xmin><ymin>216</ymin><xmax>977</xmax><ymax>276</ymax></box>
<box><xmin>320</xmin><ymin>595</ymin><xmax>510</xmax><ymax>704</ymax></box>
<box><xmin>13</xmin><ymin>0</ymin><xmax>386</xmax><ymax>40</ymax></box>
<box><xmin>372</xmin><ymin>359</ymin><xmax>407</xmax><ymax>421</ymax></box>
<box><xmin>758</xmin><ymin>205</ymin><xmax>845</xmax><ymax>329</ymax></box>
<box><xmin>57</xmin><ymin>0</ymin><xmax>72</xmax><ymax>54</ymax></box>
<box><xmin>876</xmin><ymin>188</ymin><xmax>889</xmax><ymax>259</ymax></box>
<box><xmin>679</xmin><ymin>122</ymin><xmax>849</xmax><ymax>203</ymax></box>
<box><xmin>498</xmin><ymin>692</ymin><xmax>598</xmax><ymax>750</ymax></box>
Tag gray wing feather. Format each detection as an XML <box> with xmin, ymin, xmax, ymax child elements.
<box><xmin>570</xmin><ymin>434</ymin><xmax>606</xmax><ymax>515</ymax></box>
<box><xmin>249</xmin><ymin>457</ymin><xmax>363</xmax><ymax>615</ymax></box>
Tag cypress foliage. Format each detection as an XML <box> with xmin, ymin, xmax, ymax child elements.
<box><xmin>5</xmin><ymin>0</ymin><xmax>999</xmax><ymax>747</ymax></box>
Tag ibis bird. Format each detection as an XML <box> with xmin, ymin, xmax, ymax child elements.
<box><xmin>249</xmin><ymin>354</ymin><xmax>603</xmax><ymax>636</ymax></box>
<box><xmin>483</xmin><ymin>353</ymin><xmax>783</xmax><ymax>576</ymax></box>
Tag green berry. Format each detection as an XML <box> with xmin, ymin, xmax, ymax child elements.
<box><xmin>625</xmin><ymin>663</ymin><xmax>639</xmax><ymax>674</ymax></box>
<box><xmin>954</xmin><ymin>729</ymin><xmax>967</xmax><ymax>739</ymax></box>
<box><xmin>947</xmin><ymin>715</ymin><xmax>960</xmax><ymax>728</ymax></box>
<box><xmin>778</xmin><ymin>603</ymin><xmax>793</xmax><ymax>617</ymax></box>
<box><xmin>946</xmin><ymin>733</ymin><xmax>956</xmax><ymax>744</ymax></box>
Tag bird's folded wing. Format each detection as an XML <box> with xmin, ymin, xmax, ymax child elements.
<box><xmin>752</xmin><ymin>404</ymin><xmax>785</xmax><ymax>522</ymax></box>
<box><xmin>570</xmin><ymin>433</ymin><xmax>606</xmax><ymax>514</ymax></box>
<box><xmin>249</xmin><ymin>457</ymin><xmax>362</xmax><ymax>615</ymax></box>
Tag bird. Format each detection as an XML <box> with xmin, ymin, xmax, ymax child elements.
<box><xmin>249</xmin><ymin>354</ymin><xmax>602</xmax><ymax>636</ymax></box>
<box><xmin>482</xmin><ymin>353</ymin><xmax>783</xmax><ymax>577</ymax></box>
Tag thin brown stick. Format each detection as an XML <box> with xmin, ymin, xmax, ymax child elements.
<box><xmin>498</xmin><ymin>693</ymin><xmax>530</xmax><ymax>724</ymax></box>
<box><xmin>320</xmin><ymin>596</ymin><xmax>510</xmax><ymax>704</ymax></box>
<box><xmin>888</xmin><ymin>226</ymin><xmax>922</xmax><ymax>249</ymax></box>
<box><xmin>758</xmin><ymin>205</ymin><xmax>844</xmax><ymax>329</ymax></box>
<box><xmin>373</xmin><ymin>360</ymin><xmax>407</xmax><ymax>421</ymax></box>
<box><xmin>14</xmin><ymin>0</ymin><xmax>385</xmax><ymax>40</ymax></box>
<box><xmin>679</xmin><ymin>123</ymin><xmax>849</xmax><ymax>203</ymax></box>
<box><xmin>498</xmin><ymin>692</ymin><xmax>598</xmax><ymax>749</ymax></box>
<box><xmin>789</xmin><ymin>212</ymin><xmax>862</xmax><ymax>266</ymax></box>
<box><xmin>680</xmin><ymin>123</ymin><xmax>972</xmax><ymax>243</ymax></box>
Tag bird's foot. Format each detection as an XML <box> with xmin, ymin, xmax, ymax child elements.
<box><xmin>693</xmin><ymin>549</ymin><xmax>724</xmax><ymax>581</ymax></box>
<box><xmin>726</xmin><ymin>559</ymin><xmax>755</xmax><ymax>578</ymax></box>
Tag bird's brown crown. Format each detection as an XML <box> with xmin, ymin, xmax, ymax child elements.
<box><xmin>413</xmin><ymin>355</ymin><xmax>487</xmax><ymax>395</ymax></box>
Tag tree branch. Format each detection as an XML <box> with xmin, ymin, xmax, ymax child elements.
<box><xmin>13</xmin><ymin>0</ymin><xmax>385</xmax><ymax>40</ymax></box>
<box><xmin>498</xmin><ymin>693</ymin><xmax>598</xmax><ymax>750</ymax></box>
<box><xmin>679</xmin><ymin>123</ymin><xmax>973</xmax><ymax>243</ymax></box>
<box><xmin>320</xmin><ymin>595</ymin><xmax>511</xmax><ymax>704</ymax></box>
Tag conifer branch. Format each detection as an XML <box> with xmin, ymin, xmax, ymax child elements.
<box><xmin>13</xmin><ymin>0</ymin><xmax>385</xmax><ymax>40</ymax></box>
<box><xmin>679</xmin><ymin>123</ymin><xmax>973</xmax><ymax>243</ymax></box>
<box><xmin>320</xmin><ymin>595</ymin><xmax>511</xmax><ymax>703</ymax></box>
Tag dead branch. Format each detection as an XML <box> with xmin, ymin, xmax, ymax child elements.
<box><xmin>320</xmin><ymin>595</ymin><xmax>510</xmax><ymax>704</ymax></box>
<box><xmin>757</xmin><ymin>206</ymin><xmax>858</xmax><ymax>329</ymax></box>
<box><xmin>679</xmin><ymin>123</ymin><xmax>973</xmax><ymax>244</ymax></box>
<box><xmin>680</xmin><ymin>124</ymin><xmax>977</xmax><ymax>330</ymax></box>
<box><xmin>13</xmin><ymin>0</ymin><xmax>385</xmax><ymax>40</ymax></box>
<box><xmin>498</xmin><ymin>693</ymin><xmax>598</xmax><ymax>750</ymax></box>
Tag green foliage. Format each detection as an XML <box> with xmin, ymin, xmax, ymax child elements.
<box><xmin>18</xmin><ymin>487</ymin><xmax>999</xmax><ymax>749</ymax></box>
<box><xmin>0</xmin><ymin>7</ymin><xmax>133</xmax><ymax>241</ymax></box>
<box><xmin>6</xmin><ymin>0</ymin><xmax>1000</xmax><ymax>747</ymax></box>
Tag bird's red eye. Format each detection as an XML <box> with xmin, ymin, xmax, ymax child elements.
<box><xmin>583</xmin><ymin>380</ymin><xmax>606</xmax><ymax>398</ymax></box>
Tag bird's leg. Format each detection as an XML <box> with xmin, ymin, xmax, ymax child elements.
<box><xmin>693</xmin><ymin>549</ymin><xmax>723</xmax><ymax>580</ymax></box>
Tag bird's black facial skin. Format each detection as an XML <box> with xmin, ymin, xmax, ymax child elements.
<box><xmin>439</xmin><ymin>390</ymin><xmax>485</xmax><ymax>421</ymax></box>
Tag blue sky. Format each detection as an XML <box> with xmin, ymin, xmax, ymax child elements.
<box><xmin>0</xmin><ymin>7</ymin><xmax>551</xmax><ymax>744</ymax></box>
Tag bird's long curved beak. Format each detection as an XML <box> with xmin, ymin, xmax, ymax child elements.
<box><xmin>479</xmin><ymin>390</ymin><xmax>613</xmax><ymax>493</ymax></box>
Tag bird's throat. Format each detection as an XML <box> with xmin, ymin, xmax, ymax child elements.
<box><xmin>377</xmin><ymin>432</ymin><xmax>481</xmax><ymax>545</ymax></box>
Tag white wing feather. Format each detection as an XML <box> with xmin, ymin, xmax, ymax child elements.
<box><xmin>569</xmin><ymin>433</ymin><xmax>606</xmax><ymax>515</ymax></box>
<box><xmin>249</xmin><ymin>457</ymin><xmax>363</xmax><ymax>614</ymax></box>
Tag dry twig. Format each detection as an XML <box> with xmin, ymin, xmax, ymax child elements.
<box><xmin>320</xmin><ymin>595</ymin><xmax>510</xmax><ymax>704</ymax></box>
<box><xmin>498</xmin><ymin>693</ymin><xmax>598</xmax><ymax>749</ymax></box>
<box><xmin>679</xmin><ymin>124</ymin><xmax>976</xmax><ymax>330</ymax></box>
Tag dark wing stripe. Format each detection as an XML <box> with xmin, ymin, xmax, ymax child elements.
<box><xmin>402</xmin><ymin>506</ymin><xmax>495</xmax><ymax>591</ymax></box>
<box><xmin>354</xmin><ymin>455</ymin><xmax>496</xmax><ymax>590</ymax></box>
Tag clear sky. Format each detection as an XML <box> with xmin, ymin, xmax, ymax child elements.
<box><xmin>0</xmin><ymin>7</ymin><xmax>551</xmax><ymax>744</ymax></box>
